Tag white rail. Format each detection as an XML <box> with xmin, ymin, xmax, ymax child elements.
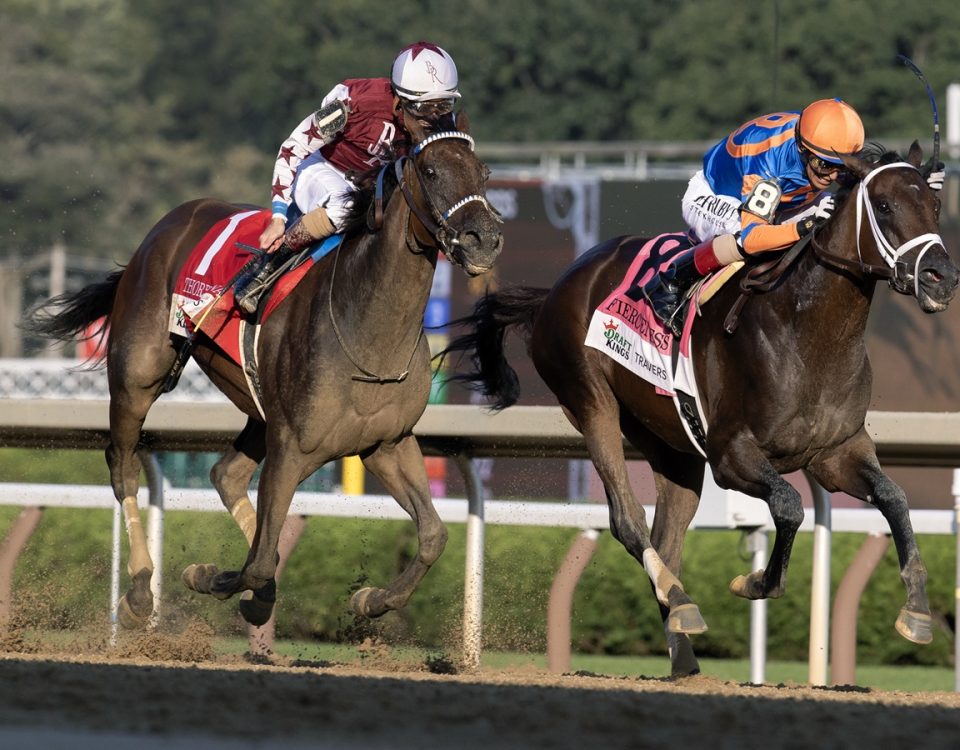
<box><xmin>1</xmin><ymin>397</ymin><xmax>958</xmax><ymax>687</ymax></box>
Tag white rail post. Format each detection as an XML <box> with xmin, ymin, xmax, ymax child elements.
<box><xmin>746</xmin><ymin>528</ymin><xmax>769</xmax><ymax>684</ymax></box>
<box><xmin>455</xmin><ymin>454</ymin><xmax>485</xmax><ymax>671</ymax></box>
<box><xmin>140</xmin><ymin>451</ymin><xmax>165</xmax><ymax>625</ymax></box>
<box><xmin>109</xmin><ymin>502</ymin><xmax>120</xmax><ymax>647</ymax></box>
<box><xmin>807</xmin><ymin>475</ymin><xmax>832</xmax><ymax>685</ymax></box>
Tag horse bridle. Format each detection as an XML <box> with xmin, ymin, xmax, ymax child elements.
<box><xmin>811</xmin><ymin>162</ymin><xmax>944</xmax><ymax>297</ymax></box>
<box><xmin>374</xmin><ymin>131</ymin><xmax>501</xmax><ymax>259</ymax></box>
<box><xmin>333</xmin><ymin>131</ymin><xmax>499</xmax><ymax>383</ymax></box>
<box><xmin>726</xmin><ymin>161</ymin><xmax>945</xmax><ymax>333</ymax></box>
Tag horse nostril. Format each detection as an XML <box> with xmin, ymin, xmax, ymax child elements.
<box><xmin>920</xmin><ymin>268</ymin><xmax>943</xmax><ymax>284</ymax></box>
<box><xmin>458</xmin><ymin>231</ymin><xmax>481</xmax><ymax>252</ymax></box>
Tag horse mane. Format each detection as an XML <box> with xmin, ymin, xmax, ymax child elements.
<box><xmin>337</xmin><ymin>160</ymin><xmax>402</xmax><ymax>238</ymax></box>
<box><xmin>832</xmin><ymin>142</ymin><xmax>900</xmax><ymax>206</ymax></box>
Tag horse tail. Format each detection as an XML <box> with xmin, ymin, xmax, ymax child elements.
<box><xmin>439</xmin><ymin>286</ymin><xmax>550</xmax><ymax>411</ymax></box>
<box><xmin>23</xmin><ymin>268</ymin><xmax>124</xmax><ymax>361</ymax></box>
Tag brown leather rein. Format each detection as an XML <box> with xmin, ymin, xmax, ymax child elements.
<box><xmin>721</xmin><ymin>162</ymin><xmax>943</xmax><ymax>334</ymax></box>
<box><xmin>333</xmin><ymin>131</ymin><xmax>498</xmax><ymax>383</ymax></box>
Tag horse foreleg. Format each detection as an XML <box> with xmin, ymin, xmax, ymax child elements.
<box><xmin>714</xmin><ymin>443</ymin><xmax>804</xmax><ymax>601</ymax></box>
<box><xmin>808</xmin><ymin>432</ymin><xmax>932</xmax><ymax>644</ymax></box>
<box><xmin>207</xmin><ymin>443</ymin><xmax>300</xmax><ymax>626</ymax></box>
<box><xmin>350</xmin><ymin>435</ymin><xmax>448</xmax><ymax>618</ymax></box>
<box><xmin>182</xmin><ymin>425</ymin><xmax>263</xmax><ymax>595</ymax></box>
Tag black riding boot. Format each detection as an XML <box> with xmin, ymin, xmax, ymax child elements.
<box><xmin>642</xmin><ymin>239</ymin><xmax>724</xmax><ymax>336</ymax></box>
<box><xmin>234</xmin><ymin>220</ymin><xmax>315</xmax><ymax>315</ymax></box>
<box><xmin>643</xmin><ymin>248</ymin><xmax>699</xmax><ymax>331</ymax></box>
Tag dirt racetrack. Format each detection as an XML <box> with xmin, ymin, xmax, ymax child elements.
<box><xmin>2</xmin><ymin>648</ymin><xmax>959</xmax><ymax>750</ymax></box>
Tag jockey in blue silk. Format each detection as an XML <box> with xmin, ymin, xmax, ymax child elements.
<box><xmin>233</xmin><ymin>41</ymin><xmax>462</xmax><ymax>315</ymax></box>
<box><xmin>644</xmin><ymin>98</ymin><xmax>869</xmax><ymax>332</ymax></box>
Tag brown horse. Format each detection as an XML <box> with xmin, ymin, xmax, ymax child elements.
<box><xmin>440</xmin><ymin>143</ymin><xmax>957</xmax><ymax>676</ymax></box>
<box><xmin>26</xmin><ymin>113</ymin><xmax>503</xmax><ymax>629</ymax></box>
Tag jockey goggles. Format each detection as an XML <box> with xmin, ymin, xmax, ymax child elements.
<box><xmin>804</xmin><ymin>150</ymin><xmax>848</xmax><ymax>179</ymax></box>
<box><xmin>402</xmin><ymin>97</ymin><xmax>456</xmax><ymax>119</ymax></box>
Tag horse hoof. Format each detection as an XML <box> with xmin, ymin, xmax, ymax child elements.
<box><xmin>666</xmin><ymin>602</ymin><xmax>708</xmax><ymax>635</ymax></box>
<box><xmin>895</xmin><ymin>608</ymin><xmax>933</xmax><ymax>644</ymax></box>
<box><xmin>240</xmin><ymin>594</ymin><xmax>275</xmax><ymax>627</ymax></box>
<box><xmin>729</xmin><ymin>572</ymin><xmax>769</xmax><ymax>600</ymax></box>
<box><xmin>239</xmin><ymin>579</ymin><xmax>277</xmax><ymax>627</ymax></box>
<box><xmin>116</xmin><ymin>593</ymin><xmax>150</xmax><ymax>630</ymax></box>
<box><xmin>351</xmin><ymin>586</ymin><xmax>388</xmax><ymax>618</ymax></box>
<box><xmin>209</xmin><ymin>570</ymin><xmax>243</xmax><ymax>601</ymax></box>
<box><xmin>729</xmin><ymin>574</ymin><xmax>751</xmax><ymax>598</ymax></box>
<box><xmin>181</xmin><ymin>563</ymin><xmax>220</xmax><ymax>594</ymax></box>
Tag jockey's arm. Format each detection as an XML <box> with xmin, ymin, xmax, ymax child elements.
<box><xmin>738</xmin><ymin>217</ymin><xmax>800</xmax><ymax>256</ymax></box>
<box><xmin>267</xmin><ymin>83</ymin><xmax>350</xmax><ymax>223</ymax></box>
<box><xmin>268</xmin><ymin>111</ymin><xmax>326</xmax><ymax>222</ymax></box>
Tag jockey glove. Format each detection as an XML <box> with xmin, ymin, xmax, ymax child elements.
<box><xmin>927</xmin><ymin>161</ymin><xmax>945</xmax><ymax>191</ymax></box>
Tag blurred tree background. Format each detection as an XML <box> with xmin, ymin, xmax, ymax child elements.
<box><xmin>2</xmin><ymin>0</ymin><xmax>959</xmax><ymax>261</ymax></box>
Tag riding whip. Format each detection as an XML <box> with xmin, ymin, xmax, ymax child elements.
<box><xmin>898</xmin><ymin>54</ymin><xmax>940</xmax><ymax>167</ymax></box>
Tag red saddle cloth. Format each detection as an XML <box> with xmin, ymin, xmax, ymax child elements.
<box><xmin>169</xmin><ymin>209</ymin><xmax>318</xmax><ymax>365</ymax></box>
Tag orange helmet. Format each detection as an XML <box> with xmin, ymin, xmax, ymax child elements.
<box><xmin>797</xmin><ymin>98</ymin><xmax>864</xmax><ymax>164</ymax></box>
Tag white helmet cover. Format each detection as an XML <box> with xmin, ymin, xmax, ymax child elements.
<box><xmin>391</xmin><ymin>41</ymin><xmax>460</xmax><ymax>102</ymax></box>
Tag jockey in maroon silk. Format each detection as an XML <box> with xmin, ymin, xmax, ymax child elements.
<box><xmin>234</xmin><ymin>41</ymin><xmax>461</xmax><ymax>314</ymax></box>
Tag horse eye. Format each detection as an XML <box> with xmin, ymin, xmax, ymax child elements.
<box><xmin>875</xmin><ymin>199</ymin><xmax>891</xmax><ymax>215</ymax></box>
<box><xmin>423</xmin><ymin>166</ymin><xmax>437</xmax><ymax>178</ymax></box>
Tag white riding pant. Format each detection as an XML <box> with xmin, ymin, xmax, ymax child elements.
<box><xmin>291</xmin><ymin>154</ymin><xmax>356</xmax><ymax>230</ymax></box>
<box><xmin>681</xmin><ymin>170</ymin><xmax>742</xmax><ymax>244</ymax></box>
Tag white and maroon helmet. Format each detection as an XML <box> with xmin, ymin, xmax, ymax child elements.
<box><xmin>391</xmin><ymin>41</ymin><xmax>460</xmax><ymax>102</ymax></box>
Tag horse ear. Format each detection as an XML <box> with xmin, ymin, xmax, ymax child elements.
<box><xmin>907</xmin><ymin>140</ymin><xmax>923</xmax><ymax>168</ymax></box>
<box><xmin>403</xmin><ymin>108</ymin><xmax>429</xmax><ymax>144</ymax></box>
<box><xmin>840</xmin><ymin>152</ymin><xmax>872</xmax><ymax>181</ymax></box>
<box><xmin>455</xmin><ymin>110</ymin><xmax>471</xmax><ymax>134</ymax></box>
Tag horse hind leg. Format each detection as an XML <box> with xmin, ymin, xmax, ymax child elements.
<box><xmin>182</xmin><ymin>419</ymin><xmax>264</xmax><ymax>599</ymax></box>
<box><xmin>576</xmin><ymin>399</ymin><xmax>707</xmax><ymax>637</ymax></box>
<box><xmin>107</xmin><ymin>345</ymin><xmax>178</xmax><ymax>628</ymax></box>
<box><xmin>350</xmin><ymin>435</ymin><xmax>448</xmax><ymax>618</ymax></box>
<box><xmin>633</xmin><ymin>429</ymin><xmax>707</xmax><ymax>676</ymax></box>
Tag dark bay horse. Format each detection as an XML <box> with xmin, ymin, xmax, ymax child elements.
<box><xmin>440</xmin><ymin>143</ymin><xmax>957</xmax><ymax>676</ymax></box>
<box><xmin>27</xmin><ymin>113</ymin><xmax>503</xmax><ymax>629</ymax></box>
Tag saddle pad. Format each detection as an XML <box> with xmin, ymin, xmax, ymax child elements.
<box><xmin>583</xmin><ymin>233</ymin><xmax>694</xmax><ymax>394</ymax></box>
<box><xmin>168</xmin><ymin>209</ymin><xmax>342</xmax><ymax>366</ymax></box>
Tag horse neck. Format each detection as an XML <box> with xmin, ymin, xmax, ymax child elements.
<box><xmin>332</xmin><ymin>200</ymin><xmax>437</xmax><ymax>340</ymax></box>
<box><xmin>782</xmin><ymin>225</ymin><xmax>877</xmax><ymax>348</ymax></box>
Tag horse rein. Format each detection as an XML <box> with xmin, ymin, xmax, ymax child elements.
<box><xmin>811</xmin><ymin>162</ymin><xmax>945</xmax><ymax>296</ymax></box>
<box><xmin>725</xmin><ymin>162</ymin><xmax>945</xmax><ymax>333</ymax></box>
<box><xmin>331</xmin><ymin>131</ymin><xmax>496</xmax><ymax>383</ymax></box>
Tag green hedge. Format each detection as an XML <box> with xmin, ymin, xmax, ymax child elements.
<box><xmin>0</xmin><ymin>503</ymin><xmax>954</xmax><ymax>666</ymax></box>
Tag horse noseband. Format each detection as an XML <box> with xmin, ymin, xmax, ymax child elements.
<box><xmin>396</xmin><ymin>131</ymin><xmax>501</xmax><ymax>258</ymax></box>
